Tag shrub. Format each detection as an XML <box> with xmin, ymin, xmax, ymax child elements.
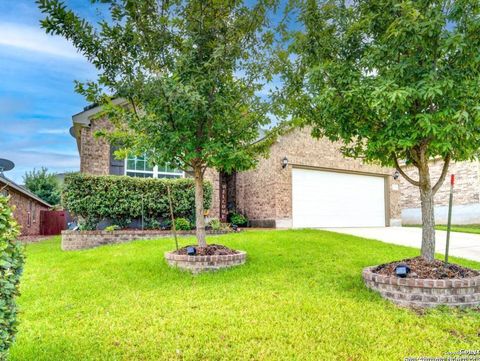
<box><xmin>104</xmin><ymin>225</ymin><xmax>120</xmax><ymax>232</ymax></box>
<box><xmin>230</xmin><ymin>212</ymin><xmax>248</xmax><ymax>226</ymax></box>
<box><xmin>0</xmin><ymin>195</ymin><xmax>25</xmax><ymax>359</ymax></box>
<box><xmin>62</xmin><ymin>174</ymin><xmax>212</xmax><ymax>230</ymax></box>
<box><xmin>208</xmin><ymin>218</ymin><xmax>221</xmax><ymax>231</ymax></box>
<box><xmin>174</xmin><ymin>218</ymin><xmax>191</xmax><ymax>231</ymax></box>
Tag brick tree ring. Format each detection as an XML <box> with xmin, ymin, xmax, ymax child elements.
<box><xmin>362</xmin><ymin>266</ymin><xmax>480</xmax><ymax>308</ymax></box>
<box><xmin>164</xmin><ymin>251</ymin><xmax>247</xmax><ymax>274</ymax></box>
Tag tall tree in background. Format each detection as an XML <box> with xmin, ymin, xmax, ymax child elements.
<box><xmin>23</xmin><ymin>167</ymin><xmax>60</xmax><ymax>205</ymax></box>
<box><xmin>277</xmin><ymin>0</ymin><xmax>480</xmax><ymax>261</ymax></box>
<box><xmin>38</xmin><ymin>0</ymin><xmax>279</xmax><ymax>247</ymax></box>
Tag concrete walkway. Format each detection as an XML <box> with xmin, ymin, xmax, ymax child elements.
<box><xmin>322</xmin><ymin>227</ymin><xmax>480</xmax><ymax>262</ymax></box>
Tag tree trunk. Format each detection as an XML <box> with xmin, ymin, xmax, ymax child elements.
<box><xmin>418</xmin><ymin>163</ymin><xmax>436</xmax><ymax>262</ymax></box>
<box><xmin>194</xmin><ymin>166</ymin><xmax>207</xmax><ymax>247</ymax></box>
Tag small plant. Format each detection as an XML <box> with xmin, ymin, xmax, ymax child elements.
<box><xmin>144</xmin><ymin>217</ymin><xmax>161</xmax><ymax>230</ymax></box>
<box><xmin>208</xmin><ymin>218</ymin><xmax>221</xmax><ymax>231</ymax></box>
<box><xmin>175</xmin><ymin>218</ymin><xmax>191</xmax><ymax>231</ymax></box>
<box><xmin>104</xmin><ymin>225</ymin><xmax>121</xmax><ymax>232</ymax></box>
<box><xmin>230</xmin><ymin>212</ymin><xmax>248</xmax><ymax>226</ymax></box>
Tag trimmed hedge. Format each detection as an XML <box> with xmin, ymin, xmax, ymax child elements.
<box><xmin>0</xmin><ymin>195</ymin><xmax>24</xmax><ymax>359</ymax></box>
<box><xmin>62</xmin><ymin>174</ymin><xmax>212</xmax><ymax>230</ymax></box>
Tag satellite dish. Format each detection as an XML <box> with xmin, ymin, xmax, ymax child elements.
<box><xmin>69</xmin><ymin>126</ymin><xmax>76</xmax><ymax>138</ymax></box>
<box><xmin>0</xmin><ymin>159</ymin><xmax>15</xmax><ymax>173</ymax></box>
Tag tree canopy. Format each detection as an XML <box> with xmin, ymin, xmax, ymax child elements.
<box><xmin>23</xmin><ymin>167</ymin><xmax>61</xmax><ymax>206</ymax></box>
<box><xmin>38</xmin><ymin>0</ymin><xmax>280</xmax><ymax>246</ymax></box>
<box><xmin>277</xmin><ymin>0</ymin><xmax>480</xmax><ymax>260</ymax></box>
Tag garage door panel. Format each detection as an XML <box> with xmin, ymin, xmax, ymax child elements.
<box><xmin>292</xmin><ymin>168</ymin><xmax>386</xmax><ymax>228</ymax></box>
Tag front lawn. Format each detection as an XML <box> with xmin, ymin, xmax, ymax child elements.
<box><xmin>10</xmin><ymin>230</ymin><xmax>480</xmax><ymax>360</ymax></box>
<box><xmin>407</xmin><ymin>224</ymin><xmax>480</xmax><ymax>235</ymax></box>
<box><xmin>435</xmin><ymin>224</ymin><xmax>480</xmax><ymax>235</ymax></box>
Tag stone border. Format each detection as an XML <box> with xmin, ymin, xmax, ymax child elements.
<box><xmin>61</xmin><ymin>229</ymin><xmax>229</xmax><ymax>251</ymax></box>
<box><xmin>363</xmin><ymin>266</ymin><xmax>480</xmax><ymax>308</ymax></box>
<box><xmin>165</xmin><ymin>250</ymin><xmax>247</xmax><ymax>273</ymax></box>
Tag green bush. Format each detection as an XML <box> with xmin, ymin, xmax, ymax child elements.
<box><xmin>104</xmin><ymin>225</ymin><xmax>121</xmax><ymax>232</ymax></box>
<box><xmin>230</xmin><ymin>212</ymin><xmax>248</xmax><ymax>226</ymax></box>
<box><xmin>174</xmin><ymin>218</ymin><xmax>191</xmax><ymax>231</ymax></box>
<box><xmin>62</xmin><ymin>174</ymin><xmax>212</xmax><ymax>230</ymax></box>
<box><xmin>208</xmin><ymin>218</ymin><xmax>221</xmax><ymax>231</ymax></box>
<box><xmin>0</xmin><ymin>195</ymin><xmax>25</xmax><ymax>359</ymax></box>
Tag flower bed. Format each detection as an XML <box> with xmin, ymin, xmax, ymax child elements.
<box><xmin>362</xmin><ymin>266</ymin><xmax>480</xmax><ymax>308</ymax></box>
<box><xmin>61</xmin><ymin>229</ymin><xmax>229</xmax><ymax>251</ymax></box>
<box><xmin>164</xmin><ymin>248</ymin><xmax>247</xmax><ymax>273</ymax></box>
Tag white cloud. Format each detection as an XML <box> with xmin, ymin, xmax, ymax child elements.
<box><xmin>38</xmin><ymin>128</ymin><xmax>70</xmax><ymax>135</ymax></box>
<box><xmin>0</xmin><ymin>22</ymin><xmax>83</xmax><ymax>59</ymax></box>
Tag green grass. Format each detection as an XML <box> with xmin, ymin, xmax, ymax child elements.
<box><xmin>9</xmin><ymin>230</ymin><xmax>480</xmax><ymax>360</ymax></box>
<box><xmin>407</xmin><ymin>224</ymin><xmax>480</xmax><ymax>235</ymax></box>
<box><xmin>435</xmin><ymin>224</ymin><xmax>480</xmax><ymax>234</ymax></box>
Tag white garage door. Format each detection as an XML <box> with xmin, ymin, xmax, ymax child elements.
<box><xmin>292</xmin><ymin>168</ymin><xmax>386</xmax><ymax>228</ymax></box>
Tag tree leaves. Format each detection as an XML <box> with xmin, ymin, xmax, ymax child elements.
<box><xmin>277</xmin><ymin>0</ymin><xmax>480</xmax><ymax>166</ymax></box>
<box><xmin>0</xmin><ymin>195</ymin><xmax>24</xmax><ymax>359</ymax></box>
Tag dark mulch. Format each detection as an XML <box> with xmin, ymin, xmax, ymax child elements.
<box><xmin>373</xmin><ymin>256</ymin><xmax>480</xmax><ymax>279</ymax></box>
<box><xmin>174</xmin><ymin>244</ymin><xmax>239</xmax><ymax>256</ymax></box>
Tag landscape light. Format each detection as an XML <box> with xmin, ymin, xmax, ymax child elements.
<box><xmin>394</xmin><ymin>264</ymin><xmax>410</xmax><ymax>278</ymax></box>
<box><xmin>187</xmin><ymin>246</ymin><xmax>196</xmax><ymax>256</ymax></box>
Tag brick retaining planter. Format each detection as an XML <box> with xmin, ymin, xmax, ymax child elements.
<box><xmin>165</xmin><ymin>251</ymin><xmax>247</xmax><ymax>273</ymax></box>
<box><xmin>62</xmin><ymin>229</ymin><xmax>229</xmax><ymax>251</ymax></box>
<box><xmin>362</xmin><ymin>266</ymin><xmax>480</xmax><ymax>308</ymax></box>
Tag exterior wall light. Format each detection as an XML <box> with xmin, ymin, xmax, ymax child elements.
<box><xmin>393</xmin><ymin>170</ymin><xmax>400</xmax><ymax>180</ymax></box>
<box><xmin>282</xmin><ymin>156</ymin><xmax>289</xmax><ymax>169</ymax></box>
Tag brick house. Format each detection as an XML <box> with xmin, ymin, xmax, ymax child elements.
<box><xmin>71</xmin><ymin>103</ymin><xmax>404</xmax><ymax>228</ymax></box>
<box><xmin>0</xmin><ymin>175</ymin><xmax>51</xmax><ymax>236</ymax></box>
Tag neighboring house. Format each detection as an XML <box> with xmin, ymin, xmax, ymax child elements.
<box><xmin>0</xmin><ymin>175</ymin><xmax>52</xmax><ymax>236</ymax></box>
<box><xmin>400</xmin><ymin>160</ymin><xmax>480</xmax><ymax>225</ymax></box>
<box><xmin>70</xmin><ymin>104</ymin><xmax>403</xmax><ymax>228</ymax></box>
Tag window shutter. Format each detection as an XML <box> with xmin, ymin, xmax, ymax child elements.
<box><xmin>109</xmin><ymin>145</ymin><xmax>125</xmax><ymax>175</ymax></box>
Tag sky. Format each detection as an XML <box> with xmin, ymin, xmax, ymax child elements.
<box><xmin>0</xmin><ymin>1</ymin><xmax>102</xmax><ymax>183</ymax></box>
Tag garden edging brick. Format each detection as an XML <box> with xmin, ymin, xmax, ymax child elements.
<box><xmin>164</xmin><ymin>250</ymin><xmax>247</xmax><ymax>273</ymax></box>
<box><xmin>362</xmin><ymin>266</ymin><xmax>480</xmax><ymax>308</ymax></box>
<box><xmin>61</xmin><ymin>229</ymin><xmax>229</xmax><ymax>251</ymax></box>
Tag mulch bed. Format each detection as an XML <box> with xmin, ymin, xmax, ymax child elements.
<box><xmin>373</xmin><ymin>257</ymin><xmax>480</xmax><ymax>279</ymax></box>
<box><xmin>173</xmin><ymin>244</ymin><xmax>239</xmax><ymax>256</ymax></box>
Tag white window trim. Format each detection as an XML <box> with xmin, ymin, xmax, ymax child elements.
<box><xmin>124</xmin><ymin>158</ymin><xmax>185</xmax><ymax>178</ymax></box>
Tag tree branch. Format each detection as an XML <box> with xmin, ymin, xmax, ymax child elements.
<box><xmin>432</xmin><ymin>154</ymin><xmax>451</xmax><ymax>195</ymax></box>
<box><xmin>392</xmin><ymin>154</ymin><xmax>420</xmax><ymax>187</ymax></box>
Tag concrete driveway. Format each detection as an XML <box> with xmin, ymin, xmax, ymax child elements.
<box><xmin>323</xmin><ymin>227</ymin><xmax>480</xmax><ymax>262</ymax></box>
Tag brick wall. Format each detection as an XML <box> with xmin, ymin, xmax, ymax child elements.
<box><xmin>363</xmin><ymin>266</ymin><xmax>480</xmax><ymax>308</ymax></box>
<box><xmin>236</xmin><ymin>128</ymin><xmax>401</xmax><ymax>227</ymax></box>
<box><xmin>62</xmin><ymin>229</ymin><xmax>229</xmax><ymax>250</ymax></box>
<box><xmin>6</xmin><ymin>188</ymin><xmax>49</xmax><ymax>236</ymax></box>
<box><xmin>400</xmin><ymin>159</ymin><xmax>480</xmax><ymax>209</ymax></box>
<box><xmin>79</xmin><ymin>116</ymin><xmax>113</xmax><ymax>175</ymax></box>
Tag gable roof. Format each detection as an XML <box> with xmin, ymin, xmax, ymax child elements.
<box><xmin>0</xmin><ymin>175</ymin><xmax>52</xmax><ymax>208</ymax></box>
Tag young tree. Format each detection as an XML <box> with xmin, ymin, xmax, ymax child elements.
<box><xmin>277</xmin><ymin>0</ymin><xmax>480</xmax><ymax>261</ymax></box>
<box><xmin>23</xmin><ymin>167</ymin><xmax>60</xmax><ymax>205</ymax></box>
<box><xmin>38</xmin><ymin>0</ymin><xmax>278</xmax><ymax>247</ymax></box>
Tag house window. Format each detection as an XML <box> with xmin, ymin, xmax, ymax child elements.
<box><xmin>125</xmin><ymin>155</ymin><xmax>184</xmax><ymax>179</ymax></box>
<box><xmin>0</xmin><ymin>188</ymin><xmax>8</xmax><ymax>197</ymax></box>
